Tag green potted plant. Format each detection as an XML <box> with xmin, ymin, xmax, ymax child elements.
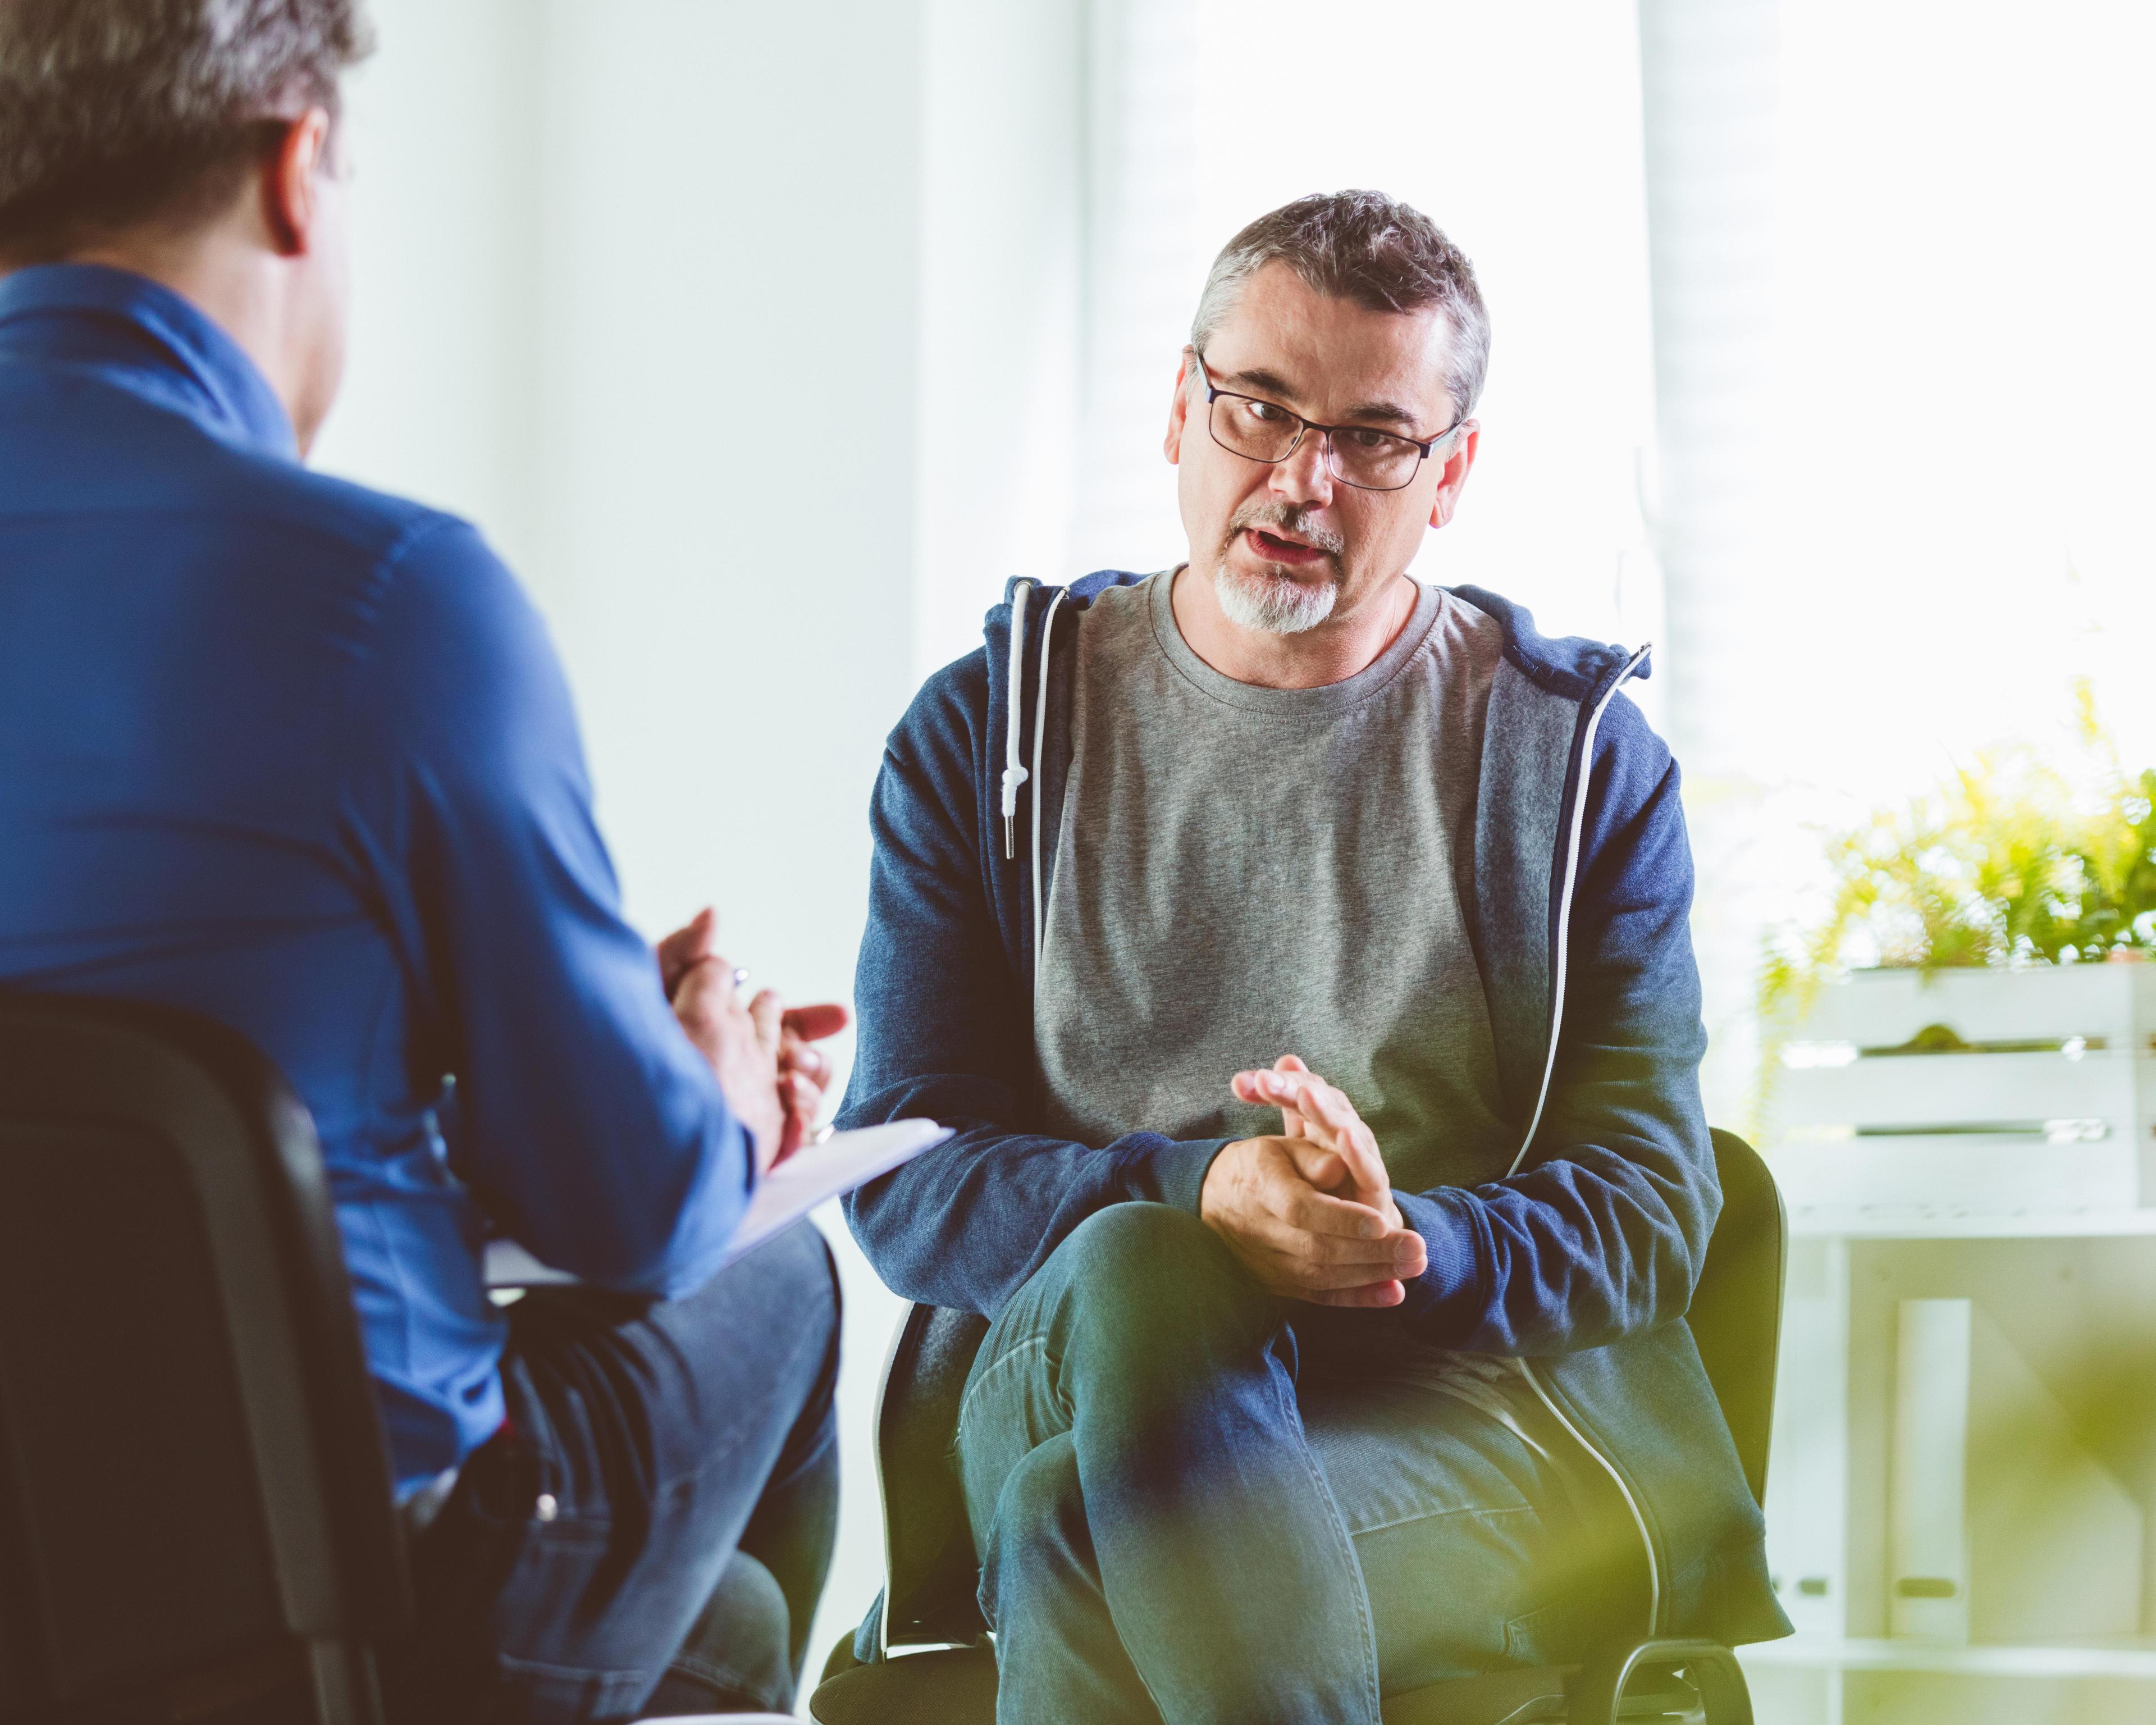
<box><xmin>1756</xmin><ymin>686</ymin><xmax>2156</xmax><ymax>1215</ymax></box>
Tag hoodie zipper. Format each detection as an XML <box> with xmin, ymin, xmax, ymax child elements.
<box><xmin>999</xmin><ymin>582</ymin><xmax>1033</xmax><ymax>861</ymax></box>
<box><xmin>1506</xmin><ymin>643</ymin><xmax>1662</xmax><ymax>1636</ymax></box>
<box><xmin>1029</xmin><ymin>589</ymin><xmax>1068</xmax><ymax>971</ymax></box>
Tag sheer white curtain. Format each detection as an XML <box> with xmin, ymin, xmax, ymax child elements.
<box><xmin>1642</xmin><ymin>0</ymin><xmax>2156</xmax><ymax>1117</ymax></box>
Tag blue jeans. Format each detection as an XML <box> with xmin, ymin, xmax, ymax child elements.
<box><xmin>957</xmin><ymin>1206</ymin><xmax>1623</xmax><ymax>1725</ymax></box>
<box><xmin>382</xmin><ymin>1223</ymin><xmax>841</xmax><ymax>1723</ymax></box>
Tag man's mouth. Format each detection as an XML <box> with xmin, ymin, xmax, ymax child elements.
<box><xmin>1242</xmin><ymin>526</ymin><xmax>1331</xmax><ymax>566</ymax></box>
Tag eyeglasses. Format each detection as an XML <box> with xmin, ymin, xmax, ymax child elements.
<box><xmin>1190</xmin><ymin>346</ymin><xmax>1465</xmax><ymax>493</ymax></box>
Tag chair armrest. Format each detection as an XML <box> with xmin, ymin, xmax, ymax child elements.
<box><xmin>1570</xmin><ymin>1639</ymin><xmax>1751</xmax><ymax>1725</ymax></box>
<box><xmin>631</xmin><ymin>1715</ymin><xmax>798</xmax><ymax>1723</ymax></box>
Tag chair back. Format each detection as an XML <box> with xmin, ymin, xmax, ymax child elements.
<box><xmin>1688</xmin><ymin>1130</ymin><xmax>1786</xmax><ymax>1507</ymax></box>
<box><xmin>0</xmin><ymin>993</ymin><xmax>410</xmax><ymax>1723</ymax></box>
<box><xmin>871</xmin><ymin>1303</ymin><xmax>992</xmax><ymax>1650</ymax></box>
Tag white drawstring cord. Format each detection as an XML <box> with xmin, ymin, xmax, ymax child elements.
<box><xmin>1506</xmin><ymin>643</ymin><xmax>1653</xmax><ymax>1178</ymax></box>
<box><xmin>999</xmin><ymin>582</ymin><xmax>1032</xmax><ymax>860</ymax></box>
<box><xmin>1029</xmin><ymin>590</ymin><xmax>1068</xmax><ymax>973</ymax></box>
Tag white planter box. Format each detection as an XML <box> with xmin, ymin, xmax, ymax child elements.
<box><xmin>1766</xmin><ymin>965</ymin><xmax>2156</xmax><ymax>1217</ymax></box>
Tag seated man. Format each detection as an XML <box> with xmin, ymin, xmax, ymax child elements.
<box><xmin>0</xmin><ymin>2</ymin><xmax>842</xmax><ymax>1717</ymax></box>
<box><xmin>839</xmin><ymin>190</ymin><xmax>1789</xmax><ymax>1722</ymax></box>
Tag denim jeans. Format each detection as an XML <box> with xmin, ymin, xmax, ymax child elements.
<box><xmin>957</xmin><ymin>1205</ymin><xmax>1629</xmax><ymax>1725</ymax></box>
<box><xmin>380</xmin><ymin>1222</ymin><xmax>841</xmax><ymax>1724</ymax></box>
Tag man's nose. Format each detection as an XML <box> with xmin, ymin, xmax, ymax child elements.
<box><xmin>1270</xmin><ymin>431</ymin><xmax>1335</xmax><ymax>506</ymax></box>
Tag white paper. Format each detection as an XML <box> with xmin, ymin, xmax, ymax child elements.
<box><xmin>484</xmin><ymin>1118</ymin><xmax>950</xmax><ymax>1289</ymax></box>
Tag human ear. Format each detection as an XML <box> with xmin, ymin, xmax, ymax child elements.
<box><xmin>262</xmin><ymin>108</ymin><xmax>333</xmax><ymax>258</ymax></box>
<box><xmin>1426</xmin><ymin>420</ymin><xmax>1479</xmax><ymax>530</ymax></box>
<box><xmin>1164</xmin><ymin>350</ymin><xmax>1193</xmax><ymax>464</ymax></box>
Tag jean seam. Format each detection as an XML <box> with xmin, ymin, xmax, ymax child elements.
<box><xmin>664</xmin><ymin>1650</ymin><xmax>787</xmax><ymax>1714</ymax></box>
<box><xmin>1272</xmin><ymin>1353</ymin><xmax>1383</xmax><ymax>1723</ymax></box>
<box><xmin>957</xmin><ymin>1332</ymin><xmax>1054</xmax><ymax>1438</ymax></box>
<box><xmin>1347</xmin><ymin>1501</ymin><xmax>1538</xmax><ymax>1541</ymax></box>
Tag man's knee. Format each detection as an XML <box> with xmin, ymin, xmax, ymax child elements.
<box><xmin>1039</xmin><ymin>1202</ymin><xmax>1276</xmax><ymax>1361</ymax></box>
<box><xmin>1055</xmin><ymin>1201</ymin><xmax>1227</xmax><ymax>1290</ymax></box>
<box><xmin>1055</xmin><ymin>1202</ymin><xmax>1250</xmax><ymax>1304</ymax></box>
<box><xmin>660</xmin><ymin>1551</ymin><xmax>796</xmax><ymax>1715</ymax></box>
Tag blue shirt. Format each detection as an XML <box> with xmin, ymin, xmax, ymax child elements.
<box><xmin>0</xmin><ymin>266</ymin><xmax>755</xmax><ymax>1490</ymax></box>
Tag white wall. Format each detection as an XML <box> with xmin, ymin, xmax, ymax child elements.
<box><xmin>913</xmin><ymin>0</ymin><xmax>1088</xmax><ymax>678</ymax></box>
<box><xmin>314</xmin><ymin>0</ymin><xmax>542</xmax><ymax>571</ymax></box>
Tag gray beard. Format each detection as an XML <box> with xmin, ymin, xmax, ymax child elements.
<box><xmin>1212</xmin><ymin>563</ymin><xmax>1340</xmax><ymax>635</ymax></box>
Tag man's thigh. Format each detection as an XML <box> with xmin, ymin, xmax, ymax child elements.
<box><xmin>387</xmin><ymin>1222</ymin><xmax>839</xmax><ymax>1723</ymax></box>
<box><xmin>1297</xmin><ymin>1354</ymin><xmax>1627</xmax><ymax>1692</ymax></box>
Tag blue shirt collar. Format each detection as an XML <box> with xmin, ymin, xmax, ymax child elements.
<box><xmin>0</xmin><ymin>263</ymin><xmax>298</xmax><ymax>460</ymax></box>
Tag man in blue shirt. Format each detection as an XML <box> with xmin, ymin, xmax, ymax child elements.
<box><xmin>0</xmin><ymin>2</ymin><xmax>844</xmax><ymax>1716</ymax></box>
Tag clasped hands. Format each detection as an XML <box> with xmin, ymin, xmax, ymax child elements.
<box><xmin>656</xmin><ymin>908</ymin><xmax>849</xmax><ymax>1174</ymax></box>
<box><xmin>1199</xmin><ymin>1056</ymin><xmax>1427</xmax><ymax>1308</ymax></box>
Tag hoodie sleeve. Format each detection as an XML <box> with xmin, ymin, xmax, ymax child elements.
<box><xmin>1391</xmin><ymin>695</ymin><xmax>1721</xmax><ymax>1355</ymax></box>
<box><xmin>838</xmin><ymin>650</ymin><xmax>1229</xmax><ymax>1317</ymax></box>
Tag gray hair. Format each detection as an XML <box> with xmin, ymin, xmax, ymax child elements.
<box><xmin>1191</xmin><ymin>190</ymin><xmax>1492</xmax><ymax>419</ymax></box>
<box><xmin>0</xmin><ymin>0</ymin><xmax>373</xmax><ymax>263</ymax></box>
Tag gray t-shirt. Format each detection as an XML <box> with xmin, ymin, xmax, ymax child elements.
<box><xmin>1035</xmin><ymin>568</ymin><xmax>1518</xmax><ymax>1197</ymax></box>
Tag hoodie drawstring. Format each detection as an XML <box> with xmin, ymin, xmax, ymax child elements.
<box><xmin>999</xmin><ymin>582</ymin><xmax>1031</xmax><ymax>860</ymax></box>
<box><xmin>1029</xmin><ymin>590</ymin><xmax>1068</xmax><ymax>965</ymax></box>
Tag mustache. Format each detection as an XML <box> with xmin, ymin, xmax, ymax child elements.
<box><xmin>1226</xmin><ymin>500</ymin><xmax>1346</xmax><ymax>558</ymax></box>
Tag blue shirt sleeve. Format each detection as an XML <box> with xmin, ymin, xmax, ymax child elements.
<box><xmin>334</xmin><ymin>516</ymin><xmax>754</xmax><ymax>1295</ymax></box>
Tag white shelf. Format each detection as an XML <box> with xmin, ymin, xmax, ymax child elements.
<box><xmin>1741</xmin><ymin>1636</ymin><xmax>2156</xmax><ymax>1680</ymax></box>
<box><xmin>1788</xmin><ymin>1207</ymin><xmax>2156</xmax><ymax>1239</ymax></box>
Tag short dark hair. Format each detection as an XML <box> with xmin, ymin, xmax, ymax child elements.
<box><xmin>0</xmin><ymin>0</ymin><xmax>373</xmax><ymax>264</ymax></box>
<box><xmin>1192</xmin><ymin>190</ymin><xmax>1492</xmax><ymax>418</ymax></box>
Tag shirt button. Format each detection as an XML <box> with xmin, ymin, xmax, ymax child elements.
<box><xmin>534</xmin><ymin>1493</ymin><xmax>558</xmax><ymax>1523</ymax></box>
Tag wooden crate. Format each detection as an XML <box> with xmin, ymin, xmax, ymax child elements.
<box><xmin>1767</xmin><ymin>965</ymin><xmax>2156</xmax><ymax>1216</ymax></box>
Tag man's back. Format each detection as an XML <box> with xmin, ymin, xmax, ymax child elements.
<box><xmin>2</xmin><ymin>264</ymin><xmax>452</xmax><ymax>1125</ymax></box>
<box><xmin>0</xmin><ymin>264</ymin><xmax>750</xmax><ymax>1489</ymax></box>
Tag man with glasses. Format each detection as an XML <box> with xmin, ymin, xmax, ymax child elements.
<box><xmin>838</xmin><ymin>191</ymin><xmax>1786</xmax><ymax>1722</ymax></box>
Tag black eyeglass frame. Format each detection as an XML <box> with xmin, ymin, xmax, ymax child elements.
<box><xmin>1189</xmin><ymin>345</ymin><xmax>1467</xmax><ymax>493</ymax></box>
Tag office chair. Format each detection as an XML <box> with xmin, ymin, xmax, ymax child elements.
<box><xmin>810</xmin><ymin>1128</ymin><xmax>1784</xmax><ymax>1725</ymax></box>
<box><xmin>0</xmin><ymin>992</ymin><xmax>793</xmax><ymax>1725</ymax></box>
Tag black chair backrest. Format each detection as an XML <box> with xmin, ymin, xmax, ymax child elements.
<box><xmin>871</xmin><ymin>1128</ymin><xmax>1787</xmax><ymax>1653</ymax></box>
<box><xmin>1689</xmin><ymin>1129</ymin><xmax>1785</xmax><ymax>1508</ymax></box>
<box><xmin>0</xmin><ymin>993</ymin><xmax>410</xmax><ymax>1723</ymax></box>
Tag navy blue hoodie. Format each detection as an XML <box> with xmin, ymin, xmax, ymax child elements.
<box><xmin>840</xmin><ymin>569</ymin><xmax>1790</xmax><ymax>1649</ymax></box>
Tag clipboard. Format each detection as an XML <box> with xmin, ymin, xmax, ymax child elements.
<box><xmin>484</xmin><ymin>1117</ymin><xmax>951</xmax><ymax>1289</ymax></box>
